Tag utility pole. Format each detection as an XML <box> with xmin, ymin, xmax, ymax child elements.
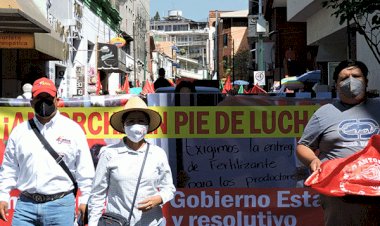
<box><xmin>215</xmin><ymin>10</ymin><xmax>219</xmax><ymax>80</ymax></box>
<box><xmin>257</xmin><ymin>0</ymin><xmax>265</xmax><ymax>71</ymax></box>
<box><xmin>232</xmin><ymin>37</ymin><xmax>235</xmax><ymax>85</ymax></box>
<box><xmin>133</xmin><ymin>22</ymin><xmax>137</xmax><ymax>86</ymax></box>
<box><xmin>132</xmin><ymin>0</ymin><xmax>136</xmax><ymax>86</ymax></box>
<box><xmin>143</xmin><ymin>34</ymin><xmax>146</xmax><ymax>82</ymax></box>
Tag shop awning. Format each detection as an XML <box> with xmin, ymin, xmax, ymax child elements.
<box><xmin>0</xmin><ymin>0</ymin><xmax>50</xmax><ymax>33</ymax></box>
<box><xmin>35</xmin><ymin>32</ymin><xmax>66</xmax><ymax>61</ymax></box>
<box><xmin>0</xmin><ymin>32</ymin><xmax>65</xmax><ymax>61</ymax></box>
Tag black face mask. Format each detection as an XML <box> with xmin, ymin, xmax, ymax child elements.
<box><xmin>34</xmin><ymin>99</ymin><xmax>56</xmax><ymax>117</ymax></box>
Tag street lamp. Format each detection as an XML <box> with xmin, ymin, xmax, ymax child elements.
<box><xmin>250</xmin><ymin>0</ymin><xmax>267</xmax><ymax>72</ymax></box>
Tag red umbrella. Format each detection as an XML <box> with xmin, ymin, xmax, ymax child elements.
<box><xmin>122</xmin><ymin>75</ymin><xmax>130</xmax><ymax>94</ymax></box>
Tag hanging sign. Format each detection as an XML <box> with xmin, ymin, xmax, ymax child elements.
<box><xmin>254</xmin><ymin>71</ymin><xmax>266</xmax><ymax>86</ymax></box>
<box><xmin>110</xmin><ymin>36</ymin><xmax>126</xmax><ymax>48</ymax></box>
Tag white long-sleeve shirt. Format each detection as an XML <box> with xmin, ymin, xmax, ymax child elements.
<box><xmin>88</xmin><ymin>141</ymin><xmax>176</xmax><ymax>226</ymax></box>
<box><xmin>0</xmin><ymin>111</ymin><xmax>95</xmax><ymax>205</ymax></box>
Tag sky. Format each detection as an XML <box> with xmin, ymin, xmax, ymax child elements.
<box><xmin>150</xmin><ymin>0</ymin><xmax>248</xmax><ymax>22</ymax></box>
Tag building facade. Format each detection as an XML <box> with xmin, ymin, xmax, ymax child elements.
<box><xmin>150</xmin><ymin>10</ymin><xmax>209</xmax><ymax>80</ymax></box>
<box><xmin>260</xmin><ymin>0</ymin><xmax>379</xmax><ymax>93</ymax></box>
<box><xmin>211</xmin><ymin>10</ymin><xmax>250</xmax><ymax>84</ymax></box>
<box><xmin>0</xmin><ymin>0</ymin><xmax>150</xmax><ymax>98</ymax></box>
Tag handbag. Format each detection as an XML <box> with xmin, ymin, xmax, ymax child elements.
<box><xmin>97</xmin><ymin>212</ymin><xmax>130</xmax><ymax>226</ymax></box>
<box><xmin>305</xmin><ymin>134</ymin><xmax>380</xmax><ymax>196</ymax></box>
<box><xmin>98</xmin><ymin>143</ymin><xmax>150</xmax><ymax>226</ymax></box>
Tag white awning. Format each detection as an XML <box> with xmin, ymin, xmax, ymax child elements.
<box><xmin>35</xmin><ymin>32</ymin><xmax>65</xmax><ymax>61</ymax></box>
<box><xmin>0</xmin><ymin>0</ymin><xmax>50</xmax><ymax>33</ymax></box>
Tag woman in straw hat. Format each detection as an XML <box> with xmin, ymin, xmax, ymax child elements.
<box><xmin>87</xmin><ymin>96</ymin><xmax>176</xmax><ymax>226</ymax></box>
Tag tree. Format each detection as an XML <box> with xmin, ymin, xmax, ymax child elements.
<box><xmin>153</xmin><ymin>12</ymin><xmax>160</xmax><ymax>21</ymax></box>
<box><xmin>322</xmin><ymin>0</ymin><xmax>380</xmax><ymax>64</ymax></box>
<box><xmin>233</xmin><ymin>50</ymin><xmax>250</xmax><ymax>80</ymax></box>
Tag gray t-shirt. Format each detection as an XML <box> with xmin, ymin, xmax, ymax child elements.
<box><xmin>298</xmin><ymin>98</ymin><xmax>380</xmax><ymax>162</ymax></box>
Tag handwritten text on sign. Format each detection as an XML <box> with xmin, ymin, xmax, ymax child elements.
<box><xmin>183</xmin><ymin>138</ymin><xmax>297</xmax><ymax>188</ymax></box>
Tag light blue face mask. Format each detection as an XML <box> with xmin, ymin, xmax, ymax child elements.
<box><xmin>339</xmin><ymin>76</ymin><xmax>365</xmax><ymax>98</ymax></box>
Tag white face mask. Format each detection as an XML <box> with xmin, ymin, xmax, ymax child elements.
<box><xmin>124</xmin><ymin>124</ymin><xmax>148</xmax><ymax>143</ymax></box>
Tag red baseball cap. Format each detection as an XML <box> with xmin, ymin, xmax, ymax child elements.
<box><xmin>32</xmin><ymin>77</ymin><xmax>57</xmax><ymax>97</ymax></box>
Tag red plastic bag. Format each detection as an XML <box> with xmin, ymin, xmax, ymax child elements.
<box><xmin>305</xmin><ymin>135</ymin><xmax>380</xmax><ymax>196</ymax></box>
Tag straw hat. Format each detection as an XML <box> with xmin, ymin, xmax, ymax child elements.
<box><xmin>110</xmin><ymin>96</ymin><xmax>162</xmax><ymax>133</ymax></box>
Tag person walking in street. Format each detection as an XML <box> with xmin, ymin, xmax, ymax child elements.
<box><xmin>87</xmin><ymin>96</ymin><xmax>176</xmax><ymax>226</ymax></box>
<box><xmin>154</xmin><ymin>68</ymin><xmax>172</xmax><ymax>90</ymax></box>
<box><xmin>296</xmin><ymin>60</ymin><xmax>380</xmax><ymax>226</ymax></box>
<box><xmin>16</xmin><ymin>83</ymin><xmax>32</xmax><ymax>99</ymax></box>
<box><xmin>0</xmin><ymin>77</ymin><xmax>95</xmax><ymax>225</ymax></box>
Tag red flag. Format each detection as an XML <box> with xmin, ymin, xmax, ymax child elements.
<box><xmin>149</xmin><ymin>80</ymin><xmax>156</xmax><ymax>93</ymax></box>
<box><xmin>222</xmin><ymin>75</ymin><xmax>232</xmax><ymax>93</ymax></box>
<box><xmin>122</xmin><ymin>75</ymin><xmax>130</xmax><ymax>94</ymax></box>
<box><xmin>141</xmin><ymin>79</ymin><xmax>155</xmax><ymax>95</ymax></box>
<box><xmin>96</xmin><ymin>71</ymin><xmax>102</xmax><ymax>95</ymax></box>
<box><xmin>250</xmin><ymin>84</ymin><xmax>267</xmax><ymax>94</ymax></box>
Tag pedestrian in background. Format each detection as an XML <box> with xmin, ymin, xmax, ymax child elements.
<box><xmin>296</xmin><ymin>60</ymin><xmax>380</xmax><ymax>226</ymax></box>
<box><xmin>0</xmin><ymin>77</ymin><xmax>95</xmax><ymax>225</ymax></box>
<box><xmin>16</xmin><ymin>83</ymin><xmax>32</xmax><ymax>99</ymax></box>
<box><xmin>87</xmin><ymin>96</ymin><xmax>176</xmax><ymax>226</ymax></box>
<box><xmin>154</xmin><ymin>68</ymin><xmax>172</xmax><ymax>90</ymax></box>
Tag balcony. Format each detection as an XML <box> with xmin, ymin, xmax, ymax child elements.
<box><xmin>286</xmin><ymin>0</ymin><xmax>324</xmax><ymax>22</ymax></box>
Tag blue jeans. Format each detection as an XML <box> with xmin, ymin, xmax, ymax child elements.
<box><xmin>12</xmin><ymin>193</ymin><xmax>75</xmax><ymax>226</ymax></box>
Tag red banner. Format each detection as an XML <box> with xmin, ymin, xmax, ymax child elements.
<box><xmin>3</xmin><ymin>188</ymin><xmax>323</xmax><ymax>226</ymax></box>
<box><xmin>166</xmin><ymin>188</ymin><xmax>323</xmax><ymax>226</ymax></box>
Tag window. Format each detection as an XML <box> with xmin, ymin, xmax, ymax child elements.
<box><xmin>173</xmin><ymin>24</ymin><xmax>188</xmax><ymax>31</ymax></box>
<box><xmin>223</xmin><ymin>34</ymin><xmax>228</xmax><ymax>47</ymax></box>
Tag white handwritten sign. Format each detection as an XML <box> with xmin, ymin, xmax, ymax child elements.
<box><xmin>182</xmin><ymin>138</ymin><xmax>297</xmax><ymax>188</ymax></box>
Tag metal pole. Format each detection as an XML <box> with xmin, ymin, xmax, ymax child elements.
<box><xmin>232</xmin><ymin>38</ymin><xmax>235</xmax><ymax>85</ymax></box>
<box><xmin>257</xmin><ymin>0</ymin><xmax>264</xmax><ymax>71</ymax></box>
<box><xmin>133</xmin><ymin>23</ymin><xmax>136</xmax><ymax>86</ymax></box>
<box><xmin>215</xmin><ymin>10</ymin><xmax>219</xmax><ymax>80</ymax></box>
<box><xmin>172</xmin><ymin>47</ymin><xmax>174</xmax><ymax>78</ymax></box>
<box><xmin>143</xmin><ymin>40</ymin><xmax>146</xmax><ymax>82</ymax></box>
<box><xmin>132</xmin><ymin>0</ymin><xmax>136</xmax><ymax>86</ymax></box>
<box><xmin>346</xmin><ymin>13</ymin><xmax>352</xmax><ymax>60</ymax></box>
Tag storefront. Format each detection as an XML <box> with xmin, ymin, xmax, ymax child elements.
<box><xmin>0</xmin><ymin>0</ymin><xmax>65</xmax><ymax>97</ymax></box>
<box><xmin>97</xmin><ymin>42</ymin><xmax>128</xmax><ymax>95</ymax></box>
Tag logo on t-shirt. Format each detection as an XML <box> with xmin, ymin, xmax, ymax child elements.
<box><xmin>339</xmin><ymin>119</ymin><xmax>379</xmax><ymax>140</ymax></box>
<box><xmin>56</xmin><ymin>136</ymin><xmax>71</xmax><ymax>144</ymax></box>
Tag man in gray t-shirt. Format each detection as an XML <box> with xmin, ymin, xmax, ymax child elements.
<box><xmin>299</xmin><ymin>98</ymin><xmax>380</xmax><ymax>162</ymax></box>
<box><xmin>297</xmin><ymin>60</ymin><xmax>380</xmax><ymax>226</ymax></box>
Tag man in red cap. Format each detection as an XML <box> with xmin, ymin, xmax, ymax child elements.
<box><xmin>0</xmin><ymin>77</ymin><xmax>95</xmax><ymax>225</ymax></box>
